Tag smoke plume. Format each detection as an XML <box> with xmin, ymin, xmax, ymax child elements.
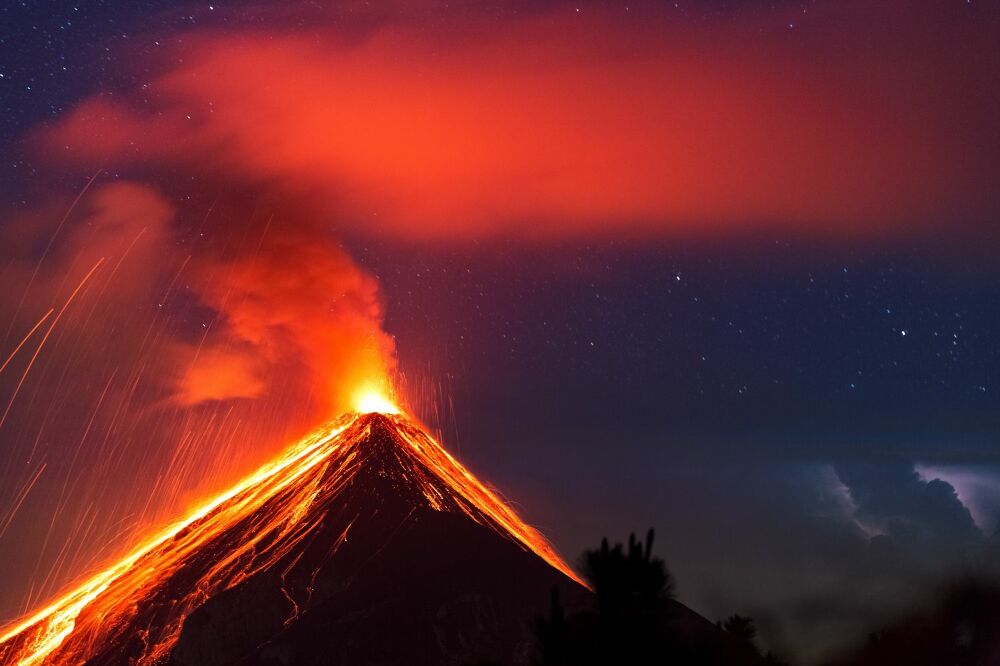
<box><xmin>38</xmin><ymin>1</ymin><xmax>1000</xmax><ymax>239</ymax></box>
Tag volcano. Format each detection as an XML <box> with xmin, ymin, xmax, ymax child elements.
<box><xmin>0</xmin><ymin>412</ymin><xmax>586</xmax><ymax>666</ymax></box>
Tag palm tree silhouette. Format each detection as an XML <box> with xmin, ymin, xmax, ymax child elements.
<box><xmin>582</xmin><ymin>529</ymin><xmax>676</xmax><ymax>621</ymax></box>
<box><xmin>536</xmin><ymin>529</ymin><xmax>677</xmax><ymax>664</ymax></box>
<box><xmin>723</xmin><ymin>615</ymin><xmax>758</xmax><ymax>645</ymax></box>
<box><xmin>536</xmin><ymin>530</ymin><xmax>782</xmax><ymax>665</ymax></box>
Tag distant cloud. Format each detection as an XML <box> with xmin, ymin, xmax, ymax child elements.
<box><xmin>915</xmin><ymin>464</ymin><xmax>1000</xmax><ymax>535</ymax></box>
<box><xmin>834</xmin><ymin>461</ymin><xmax>980</xmax><ymax>544</ymax></box>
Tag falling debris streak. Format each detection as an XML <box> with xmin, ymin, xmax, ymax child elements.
<box><xmin>2</xmin><ymin>170</ymin><xmax>102</xmax><ymax>349</ymax></box>
<box><xmin>0</xmin><ymin>309</ymin><xmax>54</xmax><ymax>376</ymax></box>
<box><xmin>0</xmin><ymin>258</ymin><xmax>106</xmax><ymax>430</ymax></box>
<box><xmin>0</xmin><ymin>463</ymin><xmax>47</xmax><ymax>541</ymax></box>
<box><xmin>157</xmin><ymin>254</ymin><xmax>191</xmax><ymax>308</ymax></box>
<box><xmin>104</xmin><ymin>228</ymin><xmax>149</xmax><ymax>285</ymax></box>
<box><xmin>0</xmin><ymin>408</ymin><xmax>580</xmax><ymax>665</ymax></box>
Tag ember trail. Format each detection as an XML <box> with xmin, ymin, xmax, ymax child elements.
<box><xmin>0</xmin><ymin>399</ymin><xmax>580</xmax><ymax>665</ymax></box>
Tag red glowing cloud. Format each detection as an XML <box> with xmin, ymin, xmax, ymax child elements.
<box><xmin>39</xmin><ymin>2</ymin><xmax>1000</xmax><ymax>239</ymax></box>
<box><xmin>176</xmin><ymin>229</ymin><xmax>396</xmax><ymax>415</ymax></box>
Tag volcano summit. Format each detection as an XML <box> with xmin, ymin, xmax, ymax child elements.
<box><xmin>0</xmin><ymin>412</ymin><xmax>585</xmax><ymax>666</ymax></box>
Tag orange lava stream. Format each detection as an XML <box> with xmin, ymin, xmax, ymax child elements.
<box><xmin>0</xmin><ymin>410</ymin><xmax>580</xmax><ymax>665</ymax></box>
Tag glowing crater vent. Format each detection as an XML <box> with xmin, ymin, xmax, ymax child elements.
<box><xmin>352</xmin><ymin>385</ymin><xmax>400</xmax><ymax>414</ymax></box>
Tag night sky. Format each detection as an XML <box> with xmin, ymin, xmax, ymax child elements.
<box><xmin>1</xmin><ymin>1</ymin><xmax>998</xmax><ymax>661</ymax></box>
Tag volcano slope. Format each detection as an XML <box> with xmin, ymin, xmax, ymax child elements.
<box><xmin>0</xmin><ymin>412</ymin><xmax>586</xmax><ymax>666</ymax></box>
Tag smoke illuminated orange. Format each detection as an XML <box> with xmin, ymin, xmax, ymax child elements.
<box><xmin>38</xmin><ymin>3</ymin><xmax>1000</xmax><ymax>239</ymax></box>
<box><xmin>0</xmin><ymin>407</ymin><xmax>580</xmax><ymax>665</ymax></box>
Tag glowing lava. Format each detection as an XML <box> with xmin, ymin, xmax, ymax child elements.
<box><xmin>0</xmin><ymin>409</ymin><xmax>580</xmax><ymax>665</ymax></box>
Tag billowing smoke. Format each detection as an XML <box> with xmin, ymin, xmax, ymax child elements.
<box><xmin>173</xmin><ymin>219</ymin><xmax>395</xmax><ymax>415</ymax></box>
<box><xmin>38</xmin><ymin>1</ymin><xmax>1000</xmax><ymax>239</ymax></box>
<box><xmin>0</xmin><ymin>185</ymin><xmax>396</xmax><ymax>620</ymax></box>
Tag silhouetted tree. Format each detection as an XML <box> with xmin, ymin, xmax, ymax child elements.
<box><xmin>762</xmin><ymin>650</ymin><xmax>790</xmax><ymax>666</ymax></box>
<box><xmin>582</xmin><ymin>529</ymin><xmax>676</xmax><ymax>620</ymax></box>
<box><xmin>723</xmin><ymin>615</ymin><xmax>758</xmax><ymax>645</ymax></box>
<box><xmin>535</xmin><ymin>588</ymin><xmax>571</xmax><ymax>666</ymax></box>
<box><xmin>536</xmin><ymin>529</ymin><xmax>674</xmax><ymax>664</ymax></box>
<box><xmin>535</xmin><ymin>529</ymin><xmax>781</xmax><ymax>665</ymax></box>
<box><xmin>723</xmin><ymin>614</ymin><xmax>761</xmax><ymax>660</ymax></box>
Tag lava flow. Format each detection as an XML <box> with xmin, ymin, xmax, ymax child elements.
<box><xmin>0</xmin><ymin>396</ymin><xmax>581</xmax><ymax>666</ymax></box>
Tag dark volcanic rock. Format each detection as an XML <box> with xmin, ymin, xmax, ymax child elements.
<box><xmin>164</xmin><ymin>414</ymin><xmax>586</xmax><ymax>666</ymax></box>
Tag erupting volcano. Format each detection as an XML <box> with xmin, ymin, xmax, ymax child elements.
<box><xmin>0</xmin><ymin>401</ymin><xmax>585</xmax><ymax>666</ymax></box>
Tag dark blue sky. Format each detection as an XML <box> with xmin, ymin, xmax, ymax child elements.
<box><xmin>1</xmin><ymin>1</ymin><xmax>998</xmax><ymax>661</ymax></box>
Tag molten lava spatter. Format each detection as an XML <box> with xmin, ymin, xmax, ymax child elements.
<box><xmin>0</xmin><ymin>411</ymin><xmax>581</xmax><ymax>665</ymax></box>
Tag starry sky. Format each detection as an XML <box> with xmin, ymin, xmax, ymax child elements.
<box><xmin>1</xmin><ymin>1</ymin><xmax>999</xmax><ymax>661</ymax></box>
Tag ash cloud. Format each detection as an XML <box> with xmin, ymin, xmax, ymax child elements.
<box><xmin>174</xmin><ymin>218</ymin><xmax>395</xmax><ymax>415</ymax></box>
<box><xmin>36</xmin><ymin>0</ymin><xmax>1000</xmax><ymax>241</ymax></box>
